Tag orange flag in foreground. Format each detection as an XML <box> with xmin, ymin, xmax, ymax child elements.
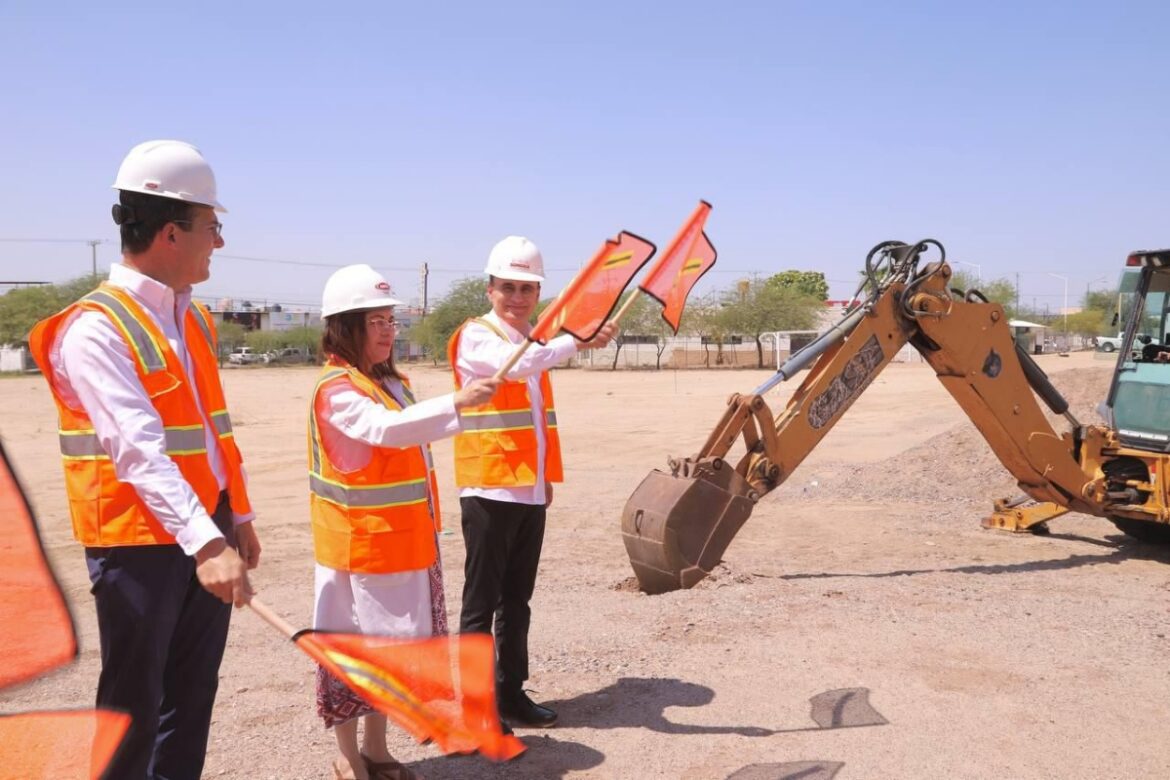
<box><xmin>295</xmin><ymin>631</ymin><xmax>524</xmax><ymax>761</ymax></box>
<box><xmin>0</xmin><ymin>442</ymin><xmax>76</xmax><ymax>688</ymax></box>
<box><xmin>528</xmin><ymin>231</ymin><xmax>657</xmax><ymax>344</ymax></box>
<box><xmin>638</xmin><ymin>200</ymin><xmax>718</xmax><ymax>333</ymax></box>
<box><xmin>0</xmin><ymin>710</ymin><xmax>130</xmax><ymax>780</ymax></box>
<box><xmin>0</xmin><ymin>440</ymin><xmax>130</xmax><ymax>779</ymax></box>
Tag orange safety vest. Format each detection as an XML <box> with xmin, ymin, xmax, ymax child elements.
<box><xmin>447</xmin><ymin>317</ymin><xmax>563</xmax><ymax>488</ymax></box>
<box><xmin>308</xmin><ymin>359</ymin><xmax>441</xmax><ymax>574</ymax></box>
<box><xmin>28</xmin><ymin>284</ymin><xmax>252</xmax><ymax>547</ymax></box>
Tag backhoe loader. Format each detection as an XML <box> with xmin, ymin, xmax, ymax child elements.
<box><xmin>621</xmin><ymin>240</ymin><xmax>1170</xmax><ymax>594</ymax></box>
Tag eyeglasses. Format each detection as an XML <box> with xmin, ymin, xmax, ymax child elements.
<box><xmin>173</xmin><ymin>219</ymin><xmax>224</xmax><ymax>238</ymax></box>
<box><xmin>365</xmin><ymin>316</ymin><xmax>399</xmax><ymax>332</ymax></box>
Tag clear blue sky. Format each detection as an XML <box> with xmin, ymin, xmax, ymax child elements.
<box><xmin>2</xmin><ymin>1</ymin><xmax>1167</xmax><ymax>314</ymax></box>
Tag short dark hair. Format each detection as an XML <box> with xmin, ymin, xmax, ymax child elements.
<box><xmin>115</xmin><ymin>191</ymin><xmax>198</xmax><ymax>255</ymax></box>
<box><xmin>321</xmin><ymin>310</ymin><xmax>405</xmax><ymax>382</ymax></box>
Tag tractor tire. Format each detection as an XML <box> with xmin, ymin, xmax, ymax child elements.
<box><xmin>1109</xmin><ymin>517</ymin><xmax>1170</xmax><ymax>544</ymax></box>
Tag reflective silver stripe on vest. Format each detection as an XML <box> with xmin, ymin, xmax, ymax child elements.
<box><xmin>309</xmin><ymin>473</ymin><xmax>428</xmax><ymax>509</ymax></box>
<box><xmin>309</xmin><ymin>369</ymin><xmax>350</xmax><ymax>474</ymax></box>
<box><xmin>59</xmin><ymin>426</ymin><xmax>207</xmax><ymax>458</ymax></box>
<box><xmin>190</xmin><ymin>306</ymin><xmax>215</xmax><ymax>350</ymax></box>
<box><xmin>85</xmin><ymin>290</ymin><xmax>166</xmax><ymax>373</ymax></box>
<box><xmin>546</xmin><ymin>410</ymin><xmax>558</xmax><ymax>427</ymax></box>
<box><xmin>59</xmin><ymin>431</ymin><xmax>109</xmax><ymax>459</ymax></box>
<box><xmin>211</xmin><ymin>410</ymin><xmax>233</xmax><ymax>437</ymax></box>
<box><xmin>459</xmin><ymin>409</ymin><xmax>535</xmax><ymax>432</ymax></box>
<box><xmin>165</xmin><ymin>426</ymin><xmax>208</xmax><ymax>454</ymax></box>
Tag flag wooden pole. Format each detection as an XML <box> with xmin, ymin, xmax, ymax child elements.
<box><xmin>248</xmin><ymin>597</ymin><xmax>297</xmax><ymax>640</ymax></box>
<box><xmin>493</xmin><ymin>290</ymin><xmax>640</xmax><ymax>382</ymax></box>
<box><xmin>610</xmin><ymin>289</ymin><xmax>643</xmax><ymax>324</ymax></box>
<box><xmin>491</xmin><ymin>339</ymin><xmax>534</xmax><ymax>381</ymax></box>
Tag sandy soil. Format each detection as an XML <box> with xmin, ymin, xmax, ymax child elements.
<box><xmin>2</xmin><ymin>351</ymin><xmax>1169</xmax><ymax>780</ymax></box>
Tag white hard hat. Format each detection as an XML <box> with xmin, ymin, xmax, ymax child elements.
<box><xmin>112</xmin><ymin>140</ymin><xmax>226</xmax><ymax>212</ymax></box>
<box><xmin>321</xmin><ymin>264</ymin><xmax>404</xmax><ymax>318</ymax></box>
<box><xmin>485</xmin><ymin>235</ymin><xmax>545</xmax><ymax>282</ymax></box>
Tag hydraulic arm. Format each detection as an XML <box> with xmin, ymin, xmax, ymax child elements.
<box><xmin>621</xmin><ymin>240</ymin><xmax>1111</xmax><ymax>594</ymax></box>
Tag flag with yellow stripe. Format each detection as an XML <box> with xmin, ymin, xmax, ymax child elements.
<box><xmin>529</xmin><ymin>231</ymin><xmax>656</xmax><ymax>344</ymax></box>
<box><xmin>295</xmin><ymin>630</ymin><xmax>525</xmax><ymax>761</ymax></box>
<box><xmin>638</xmin><ymin>201</ymin><xmax>718</xmax><ymax>333</ymax></box>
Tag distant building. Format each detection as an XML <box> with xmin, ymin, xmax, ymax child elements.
<box><xmin>207</xmin><ymin>299</ymin><xmax>321</xmax><ymax>332</ymax></box>
<box><xmin>0</xmin><ymin>345</ymin><xmax>32</xmax><ymax>373</ymax></box>
<box><xmin>202</xmin><ymin>299</ymin><xmax>429</xmax><ymax>361</ymax></box>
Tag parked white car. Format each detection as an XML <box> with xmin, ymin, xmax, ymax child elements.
<box><xmin>227</xmin><ymin>346</ymin><xmax>265</xmax><ymax>365</ymax></box>
<box><xmin>1094</xmin><ymin>332</ymin><xmax>1157</xmax><ymax>358</ymax></box>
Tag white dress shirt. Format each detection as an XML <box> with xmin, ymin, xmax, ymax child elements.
<box><xmin>454</xmin><ymin>310</ymin><xmax>576</xmax><ymax>506</ymax></box>
<box><xmin>316</xmin><ymin>377</ymin><xmax>460</xmax><ymax>473</ymax></box>
<box><xmin>54</xmin><ymin>263</ymin><xmax>253</xmax><ymax>556</ymax></box>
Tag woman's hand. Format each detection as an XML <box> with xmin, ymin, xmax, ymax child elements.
<box><xmin>455</xmin><ymin>377</ymin><xmax>502</xmax><ymax>410</ymax></box>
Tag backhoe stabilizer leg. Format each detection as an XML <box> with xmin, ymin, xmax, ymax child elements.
<box><xmin>621</xmin><ymin>462</ymin><xmax>758</xmax><ymax>594</ymax></box>
<box><xmin>982</xmin><ymin>497</ymin><xmax>1069</xmax><ymax>533</ymax></box>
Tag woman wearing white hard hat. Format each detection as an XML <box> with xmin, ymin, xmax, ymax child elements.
<box><xmin>309</xmin><ymin>264</ymin><xmax>498</xmax><ymax>780</ymax></box>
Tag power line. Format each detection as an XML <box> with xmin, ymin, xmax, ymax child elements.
<box><xmin>0</xmin><ymin>237</ymin><xmax>113</xmax><ymax>244</ymax></box>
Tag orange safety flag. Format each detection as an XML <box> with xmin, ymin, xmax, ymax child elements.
<box><xmin>295</xmin><ymin>630</ymin><xmax>525</xmax><ymax>761</ymax></box>
<box><xmin>0</xmin><ymin>441</ymin><xmax>77</xmax><ymax>688</ymax></box>
<box><xmin>0</xmin><ymin>710</ymin><xmax>131</xmax><ymax>780</ymax></box>
<box><xmin>638</xmin><ymin>200</ymin><xmax>718</xmax><ymax>333</ymax></box>
<box><xmin>528</xmin><ymin>231</ymin><xmax>657</xmax><ymax>344</ymax></box>
<box><xmin>0</xmin><ymin>440</ymin><xmax>130</xmax><ymax>779</ymax></box>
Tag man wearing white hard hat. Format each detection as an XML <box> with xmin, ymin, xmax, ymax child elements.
<box><xmin>29</xmin><ymin>140</ymin><xmax>259</xmax><ymax>780</ymax></box>
<box><xmin>447</xmin><ymin>236</ymin><xmax>617</xmax><ymax>729</ymax></box>
<box><xmin>308</xmin><ymin>264</ymin><xmax>498</xmax><ymax>780</ymax></box>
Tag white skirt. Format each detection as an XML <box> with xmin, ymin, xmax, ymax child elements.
<box><xmin>312</xmin><ymin>563</ymin><xmax>433</xmax><ymax>638</ymax></box>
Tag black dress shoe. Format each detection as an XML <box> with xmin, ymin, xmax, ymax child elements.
<box><xmin>499</xmin><ymin>690</ymin><xmax>558</xmax><ymax>728</ymax></box>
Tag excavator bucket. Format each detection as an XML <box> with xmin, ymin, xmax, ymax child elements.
<box><xmin>621</xmin><ymin>460</ymin><xmax>757</xmax><ymax>594</ymax></box>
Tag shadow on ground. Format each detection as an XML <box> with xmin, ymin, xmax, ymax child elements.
<box><xmin>408</xmin><ymin>734</ymin><xmax>604</xmax><ymax>779</ymax></box>
<box><xmin>727</xmin><ymin>761</ymin><xmax>845</xmax><ymax>780</ymax></box>
<box><xmin>779</xmin><ymin>534</ymin><xmax>1170</xmax><ymax>581</ymax></box>
<box><xmin>546</xmin><ymin>676</ymin><xmax>773</xmax><ymax>736</ymax></box>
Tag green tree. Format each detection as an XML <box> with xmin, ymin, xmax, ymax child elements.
<box><xmin>1083</xmin><ymin>287</ymin><xmax>1118</xmax><ymax>313</ymax></box>
<box><xmin>680</xmin><ymin>298</ymin><xmax>730</xmax><ymax>367</ymax></box>
<box><xmin>718</xmin><ymin>279</ymin><xmax>822</xmax><ymax>368</ymax></box>
<box><xmin>216</xmin><ymin>320</ymin><xmax>247</xmax><ymax>348</ymax></box>
<box><xmin>948</xmin><ymin>271</ymin><xmax>1019</xmax><ymax>319</ymax></box>
<box><xmin>280</xmin><ymin>325</ymin><xmax>322</xmax><ymax>359</ymax></box>
<box><xmin>765</xmin><ymin>270</ymin><xmax>829</xmax><ymax>301</ymax></box>
<box><xmin>1065</xmin><ymin>309</ymin><xmax>1110</xmax><ymax>339</ymax></box>
<box><xmin>408</xmin><ymin>277</ymin><xmax>488</xmax><ymax>364</ymax></box>
<box><xmin>244</xmin><ymin>328</ymin><xmax>284</xmax><ymax>355</ymax></box>
<box><xmin>606</xmin><ymin>292</ymin><xmax>674</xmax><ymax>369</ymax></box>
<box><xmin>0</xmin><ymin>274</ymin><xmax>105</xmax><ymax>345</ymax></box>
<box><xmin>213</xmin><ymin>321</ymin><xmax>247</xmax><ymax>365</ymax></box>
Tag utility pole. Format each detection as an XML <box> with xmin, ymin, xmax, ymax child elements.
<box><xmin>419</xmin><ymin>262</ymin><xmax>429</xmax><ymax>318</ymax></box>
<box><xmin>1048</xmin><ymin>272</ymin><xmax>1068</xmax><ymax>336</ymax></box>
<box><xmin>87</xmin><ymin>239</ymin><xmax>101</xmax><ymax>277</ymax></box>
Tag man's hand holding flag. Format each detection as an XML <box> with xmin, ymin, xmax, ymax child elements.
<box><xmin>492</xmin><ymin>230</ymin><xmax>657</xmax><ymax>379</ymax></box>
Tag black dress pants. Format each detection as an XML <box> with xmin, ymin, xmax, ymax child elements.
<box><xmin>85</xmin><ymin>494</ymin><xmax>236</xmax><ymax>780</ymax></box>
<box><xmin>458</xmin><ymin>495</ymin><xmax>546</xmax><ymax>695</ymax></box>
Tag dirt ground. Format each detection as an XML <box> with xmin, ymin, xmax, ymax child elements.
<box><xmin>2</xmin><ymin>351</ymin><xmax>1169</xmax><ymax>780</ymax></box>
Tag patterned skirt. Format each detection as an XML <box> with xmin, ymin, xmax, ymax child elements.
<box><xmin>315</xmin><ymin>557</ymin><xmax>449</xmax><ymax>728</ymax></box>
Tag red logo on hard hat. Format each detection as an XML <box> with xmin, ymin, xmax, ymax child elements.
<box><xmin>145</xmin><ymin>182</ymin><xmax>159</xmax><ymax>190</ymax></box>
<box><xmin>376</xmin><ymin>282</ymin><xmax>391</xmax><ymax>292</ymax></box>
<box><xmin>510</xmin><ymin>260</ymin><xmax>530</xmax><ymax>269</ymax></box>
